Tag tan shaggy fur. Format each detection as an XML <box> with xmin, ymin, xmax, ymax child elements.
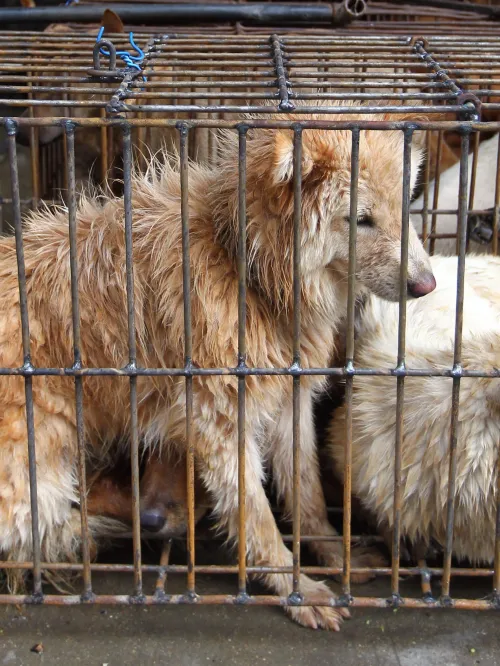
<box><xmin>328</xmin><ymin>254</ymin><xmax>500</xmax><ymax>565</ymax></box>
<box><xmin>0</xmin><ymin>106</ymin><xmax>433</xmax><ymax>630</ymax></box>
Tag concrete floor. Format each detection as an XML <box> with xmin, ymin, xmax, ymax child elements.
<box><xmin>1</xmin><ymin>563</ymin><xmax>499</xmax><ymax>666</ymax></box>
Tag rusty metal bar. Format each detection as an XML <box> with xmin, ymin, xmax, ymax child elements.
<box><xmin>5</xmin><ymin>118</ymin><xmax>500</xmax><ymax>132</ymax></box>
<box><xmin>466</xmin><ymin>132</ymin><xmax>480</xmax><ymax>254</ymax></box>
<box><xmin>0</xmin><ymin>593</ymin><xmax>495</xmax><ymax>610</ymax></box>
<box><xmin>122</xmin><ymin>125</ymin><xmax>143</xmax><ymax>599</ymax></box>
<box><xmin>0</xmin><ymin>560</ymin><xmax>496</xmax><ymax>578</ymax></box>
<box><xmin>237</xmin><ymin>126</ymin><xmax>248</xmax><ymax>599</ymax></box>
<box><xmin>342</xmin><ymin>127</ymin><xmax>360</xmax><ymax>599</ymax></box>
<box><xmin>270</xmin><ymin>35</ymin><xmax>294</xmax><ymax>113</ymax></box>
<box><xmin>291</xmin><ymin>126</ymin><xmax>302</xmax><ymax>600</ymax></box>
<box><xmin>65</xmin><ymin>122</ymin><xmax>92</xmax><ymax>600</ymax></box>
<box><xmin>154</xmin><ymin>539</ymin><xmax>172</xmax><ymax>597</ymax></box>
<box><xmin>391</xmin><ymin>128</ymin><xmax>413</xmax><ymax>603</ymax></box>
<box><xmin>0</xmin><ymin>363</ymin><xmax>498</xmax><ymax>379</ymax></box>
<box><xmin>441</xmin><ymin>130</ymin><xmax>471</xmax><ymax>602</ymax></box>
<box><xmin>430</xmin><ymin>131</ymin><xmax>444</xmax><ymax>255</ymax></box>
<box><xmin>179</xmin><ymin>123</ymin><xmax>196</xmax><ymax>600</ymax></box>
<box><xmin>6</xmin><ymin>119</ymin><xmax>43</xmax><ymax>600</ymax></box>
<box><xmin>418</xmin><ymin>559</ymin><xmax>434</xmax><ymax>602</ymax></box>
<box><xmin>421</xmin><ymin>131</ymin><xmax>431</xmax><ymax>252</ymax></box>
<box><xmin>26</xmin><ymin>70</ymin><xmax>40</xmax><ymax>206</ymax></box>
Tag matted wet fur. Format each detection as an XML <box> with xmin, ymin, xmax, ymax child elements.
<box><xmin>328</xmin><ymin>254</ymin><xmax>500</xmax><ymax>566</ymax></box>
<box><xmin>0</xmin><ymin>103</ymin><xmax>434</xmax><ymax>629</ymax></box>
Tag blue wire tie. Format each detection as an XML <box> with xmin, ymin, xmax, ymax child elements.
<box><xmin>96</xmin><ymin>27</ymin><xmax>147</xmax><ymax>81</ymax></box>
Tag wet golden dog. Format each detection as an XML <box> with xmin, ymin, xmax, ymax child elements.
<box><xmin>0</xmin><ymin>106</ymin><xmax>434</xmax><ymax>629</ymax></box>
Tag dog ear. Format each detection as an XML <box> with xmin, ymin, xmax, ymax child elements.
<box><xmin>101</xmin><ymin>9</ymin><xmax>125</xmax><ymax>34</ymax></box>
<box><xmin>272</xmin><ymin>131</ymin><xmax>314</xmax><ymax>185</ymax></box>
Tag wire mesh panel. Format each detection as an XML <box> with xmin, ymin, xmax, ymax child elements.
<box><xmin>0</xmin><ymin>23</ymin><xmax>499</xmax><ymax>622</ymax></box>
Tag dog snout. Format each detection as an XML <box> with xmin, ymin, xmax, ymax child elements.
<box><xmin>407</xmin><ymin>271</ymin><xmax>436</xmax><ymax>298</ymax></box>
<box><xmin>140</xmin><ymin>508</ymin><xmax>166</xmax><ymax>532</ymax></box>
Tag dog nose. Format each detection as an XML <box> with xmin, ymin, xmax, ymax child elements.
<box><xmin>140</xmin><ymin>508</ymin><xmax>166</xmax><ymax>532</ymax></box>
<box><xmin>407</xmin><ymin>272</ymin><xmax>436</xmax><ymax>298</ymax></box>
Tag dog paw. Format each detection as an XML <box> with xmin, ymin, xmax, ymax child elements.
<box><xmin>315</xmin><ymin>541</ymin><xmax>386</xmax><ymax>585</ymax></box>
<box><xmin>286</xmin><ymin>578</ymin><xmax>350</xmax><ymax>630</ymax></box>
<box><xmin>287</xmin><ymin>602</ymin><xmax>349</xmax><ymax>631</ymax></box>
<box><xmin>349</xmin><ymin>546</ymin><xmax>387</xmax><ymax>584</ymax></box>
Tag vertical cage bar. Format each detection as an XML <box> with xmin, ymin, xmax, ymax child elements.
<box><xmin>493</xmin><ymin>133</ymin><xmax>500</xmax><ymax>256</ymax></box>
<box><xmin>61</xmin><ymin>79</ymin><xmax>69</xmax><ymax>195</ymax></box>
<box><xmin>291</xmin><ymin>126</ymin><xmax>302</xmax><ymax>598</ymax></box>
<box><xmin>430</xmin><ymin>131</ymin><xmax>443</xmax><ymax>256</ymax></box>
<box><xmin>29</xmin><ymin>125</ymin><xmax>41</xmax><ymax>206</ymax></box>
<box><xmin>107</xmin><ymin>127</ymin><xmax>114</xmax><ymax>186</ymax></box>
<box><xmin>466</xmin><ymin>133</ymin><xmax>480</xmax><ymax>255</ymax></box>
<box><xmin>122</xmin><ymin>125</ymin><xmax>142</xmax><ymax>598</ymax></box>
<box><xmin>342</xmin><ymin>127</ymin><xmax>360</xmax><ymax>598</ymax></box>
<box><xmin>179</xmin><ymin>124</ymin><xmax>196</xmax><ymax>598</ymax></box>
<box><xmin>99</xmin><ymin>114</ymin><xmax>108</xmax><ymax>184</ymax></box>
<box><xmin>27</xmin><ymin>71</ymin><xmax>41</xmax><ymax>206</ymax></box>
<box><xmin>6</xmin><ymin>120</ymin><xmax>42</xmax><ymax>598</ymax></box>
<box><xmin>391</xmin><ymin>128</ymin><xmax>413</xmax><ymax>601</ymax></box>
<box><xmin>421</xmin><ymin>131</ymin><xmax>431</xmax><ymax>251</ymax></box>
<box><xmin>154</xmin><ymin>539</ymin><xmax>172</xmax><ymax>596</ymax></box>
<box><xmin>65</xmin><ymin>123</ymin><xmax>92</xmax><ymax>599</ymax></box>
<box><xmin>56</xmin><ymin>137</ymin><xmax>63</xmax><ymax>193</ymax></box>
<box><xmin>237</xmin><ymin>126</ymin><xmax>248</xmax><ymax>598</ymax></box>
<box><xmin>40</xmin><ymin>144</ymin><xmax>47</xmax><ymax>201</ymax></box>
<box><xmin>441</xmin><ymin>131</ymin><xmax>470</xmax><ymax>601</ymax></box>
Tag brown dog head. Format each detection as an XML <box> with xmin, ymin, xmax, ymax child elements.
<box><xmin>217</xmin><ymin>107</ymin><xmax>435</xmax><ymax>308</ymax></box>
<box><xmin>139</xmin><ymin>453</ymin><xmax>209</xmax><ymax>536</ymax></box>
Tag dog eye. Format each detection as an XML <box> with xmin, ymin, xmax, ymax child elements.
<box><xmin>357</xmin><ymin>214</ymin><xmax>374</xmax><ymax>227</ymax></box>
<box><xmin>344</xmin><ymin>214</ymin><xmax>374</xmax><ymax>227</ymax></box>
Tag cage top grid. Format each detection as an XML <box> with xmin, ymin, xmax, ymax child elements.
<box><xmin>0</xmin><ymin>32</ymin><xmax>499</xmax><ymax>117</ymax></box>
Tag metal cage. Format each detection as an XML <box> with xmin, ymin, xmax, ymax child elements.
<box><xmin>0</xmin><ymin>23</ymin><xmax>500</xmax><ymax>615</ymax></box>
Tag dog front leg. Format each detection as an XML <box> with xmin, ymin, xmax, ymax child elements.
<box><xmin>269</xmin><ymin>386</ymin><xmax>386</xmax><ymax>584</ymax></box>
<box><xmin>192</xmin><ymin>402</ymin><xmax>349</xmax><ymax>630</ymax></box>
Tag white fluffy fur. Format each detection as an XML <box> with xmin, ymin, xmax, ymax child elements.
<box><xmin>329</xmin><ymin>254</ymin><xmax>500</xmax><ymax>564</ymax></box>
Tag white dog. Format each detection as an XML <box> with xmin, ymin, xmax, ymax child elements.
<box><xmin>329</xmin><ymin>254</ymin><xmax>500</xmax><ymax>564</ymax></box>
